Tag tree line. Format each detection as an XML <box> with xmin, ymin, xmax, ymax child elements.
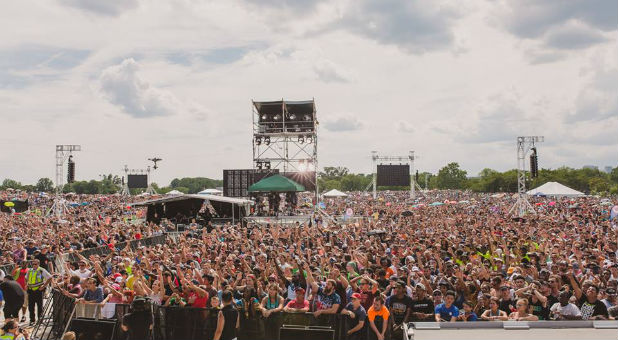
<box><xmin>317</xmin><ymin>164</ymin><xmax>618</xmax><ymax>195</ymax></box>
<box><xmin>0</xmin><ymin>175</ymin><xmax>222</xmax><ymax>195</ymax></box>
<box><xmin>2</xmin><ymin>164</ymin><xmax>616</xmax><ymax>195</ymax></box>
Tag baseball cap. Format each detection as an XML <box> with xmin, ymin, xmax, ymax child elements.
<box><xmin>295</xmin><ymin>286</ymin><xmax>305</xmax><ymax>293</ymax></box>
<box><xmin>351</xmin><ymin>293</ymin><xmax>362</xmax><ymax>300</ymax></box>
<box><xmin>416</xmin><ymin>283</ymin><xmax>426</xmax><ymax>290</ymax></box>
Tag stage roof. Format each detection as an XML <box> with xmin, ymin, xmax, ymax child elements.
<box><xmin>131</xmin><ymin>194</ymin><xmax>254</xmax><ymax>207</ymax></box>
<box><xmin>253</xmin><ymin>99</ymin><xmax>315</xmax><ymax>115</ymax></box>
<box><xmin>248</xmin><ymin>174</ymin><xmax>305</xmax><ymax>192</ymax></box>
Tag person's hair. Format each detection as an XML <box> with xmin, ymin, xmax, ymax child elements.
<box><xmin>61</xmin><ymin>331</ymin><xmax>76</xmax><ymax>340</ymax></box>
<box><xmin>2</xmin><ymin>320</ymin><xmax>18</xmax><ymax>333</ymax></box>
<box><xmin>490</xmin><ymin>296</ymin><xmax>500</xmax><ymax>305</ymax></box>
<box><xmin>445</xmin><ymin>290</ymin><xmax>456</xmax><ymax>298</ymax></box>
<box><xmin>463</xmin><ymin>301</ymin><xmax>473</xmax><ymax>308</ymax></box>
<box><xmin>70</xmin><ymin>275</ymin><xmax>80</xmax><ymax>285</ymax></box>
<box><xmin>221</xmin><ymin>290</ymin><xmax>233</xmax><ymax>303</ymax></box>
<box><xmin>516</xmin><ymin>298</ymin><xmax>528</xmax><ymax>307</ymax></box>
<box><xmin>373</xmin><ymin>295</ymin><xmax>385</xmax><ymax>304</ymax></box>
<box><xmin>588</xmin><ymin>284</ymin><xmax>599</xmax><ymax>293</ymax></box>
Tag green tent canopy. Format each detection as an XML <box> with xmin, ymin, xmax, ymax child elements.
<box><xmin>248</xmin><ymin>174</ymin><xmax>305</xmax><ymax>192</ymax></box>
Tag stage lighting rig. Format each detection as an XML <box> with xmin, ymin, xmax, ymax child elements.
<box><xmin>298</xmin><ymin>136</ymin><xmax>304</xmax><ymax>144</ymax></box>
<box><xmin>148</xmin><ymin>157</ymin><xmax>162</xmax><ymax>170</ymax></box>
<box><xmin>264</xmin><ymin>136</ymin><xmax>271</xmax><ymax>145</ymax></box>
<box><xmin>255</xmin><ymin>136</ymin><xmax>262</xmax><ymax>145</ymax></box>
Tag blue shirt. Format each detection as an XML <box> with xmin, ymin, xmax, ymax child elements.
<box><xmin>435</xmin><ymin>303</ymin><xmax>459</xmax><ymax>321</ymax></box>
<box><xmin>83</xmin><ymin>287</ymin><xmax>104</xmax><ymax>303</ymax></box>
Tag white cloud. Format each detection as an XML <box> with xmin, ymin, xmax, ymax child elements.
<box><xmin>59</xmin><ymin>0</ymin><xmax>139</xmax><ymax>16</ymax></box>
<box><xmin>98</xmin><ymin>58</ymin><xmax>186</xmax><ymax>118</ymax></box>
<box><xmin>323</xmin><ymin>115</ymin><xmax>363</xmax><ymax>131</ymax></box>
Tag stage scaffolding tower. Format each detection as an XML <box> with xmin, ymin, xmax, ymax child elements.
<box><xmin>252</xmin><ymin>99</ymin><xmax>318</xmax><ymax>203</ymax></box>
<box><xmin>509</xmin><ymin>136</ymin><xmax>544</xmax><ymax>217</ymax></box>
<box><xmin>49</xmin><ymin>145</ymin><xmax>81</xmax><ymax>217</ymax></box>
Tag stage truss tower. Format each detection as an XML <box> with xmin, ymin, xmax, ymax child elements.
<box><xmin>50</xmin><ymin>145</ymin><xmax>81</xmax><ymax>217</ymax></box>
<box><xmin>509</xmin><ymin>136</ymin><xmax>544</xmax><ymax>217</ymax></box>
<box><xmin>252</xmin><ymin>99</ymin><xmax>318</xmax><ymax>202</ymax></box>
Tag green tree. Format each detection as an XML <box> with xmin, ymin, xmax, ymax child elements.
<box><xmin>435</xmin><ymin>163</ymin><xmax>468</xmax><ymax>189</ymax></box>
<box><xmin>1</xmin><ymin>179</ymin><xmax>22</xmax><ymax>190</ymax></box>
<box><xmin>35</xmin><ymin>178</ymin><xmax>55</xmax><ymax>192</ymax></box>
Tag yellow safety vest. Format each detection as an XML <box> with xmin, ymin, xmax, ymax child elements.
<box><xmin>0</xmin><ymin>333</ymin><xmax>15</xmax><ymax>340</ymax></box>
<box><xmin>27</xmin><ymin>268</ymin><xmax>44</xmax><ymax>290</ymax></box>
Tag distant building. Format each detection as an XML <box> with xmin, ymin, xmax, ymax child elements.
<box><xmin>583</xmin><ymin>165</ymin><xmax>598</xmax><ymax>170</ymax></box>
<box><xmin>604</xmin><ymin>166</ymin><xmax>613</xmax><ymax>173</ymax></box>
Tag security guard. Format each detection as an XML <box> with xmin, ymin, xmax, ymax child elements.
<box><xmin>26</xmin><ymin>259</ymin><xmax>51</xmax><ymax>325</ymax></box>
<box><xmin>1</xmin><ymin>319</ymin><xmax>27</xmax><ymax>340</ymax></box>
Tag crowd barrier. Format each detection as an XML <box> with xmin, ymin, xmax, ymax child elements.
<box><xmin>47</xmin><ymin>294</ymin><xmax>369</xmax><ymax>340</ymax></box>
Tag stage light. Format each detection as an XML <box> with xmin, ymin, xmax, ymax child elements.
<box><xmin>265</xmin><ymin>161</ymin><xmax>271</xmax><ymax>169</ymax></box>
<box><xmin>274</xmin><ymin>114</ymin><xmax>281</xmax><ymax>121</ymax></box>
<box><xmin>306</xmin><ymin>136</ymin><xmax>313</xmax><ymax>143</ymax></box>
<box><xmin>264</xmin><ymin>137</ymin><xmax>271</xmax><ymax>145</ymax></box>
<box><xmin>255</xmin><ymin>136</ymin><xmax>262</xmax><ymax>145</ymax></box>
<box><xmin>289</xmin><ymin>114</ymin><xmax>297</xmax><ymax>120</ymax></box>
<box><xmin>261</xmin><ymin>114</ymin><xmax>268</xmax><ymax>121</ymax></box>
<box><xmin>298</xmin><ymin>136</ymin><xmax>304</xmax><ymax>144</ymax></box>
<box><xmin>294</xmin><ymin>124</ymin><xmax>301</xmax><ymax>132</ymax></box>
<box><xmin>257</xmin><ymin>161</ymin><xmax>262</xmax><ymax>169</ymax></box>
<box><xmin>303</xmin><ymin>114</ymin><xmax>311</xmax><ymax>121</ymax></box>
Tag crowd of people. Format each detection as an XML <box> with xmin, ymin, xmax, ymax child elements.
<box><xmin>0</xmin><ymin>189</ymin><xmax>617</xmax><ymax>340</ymax></box>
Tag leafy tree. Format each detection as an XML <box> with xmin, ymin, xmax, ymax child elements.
<box><xmin>35</xmin><ymin>178</ymin><xmax>55</xmax><ymax>192</ymax></box>
<box><xmin>1</xmin><ymin>179</ymin><xmax>22</xmax><ymax>189</ymax></box>
<box><xmin>436</xmin><ymin>163</ymin><xmax>468</xmax><ymax>189</ymax></box>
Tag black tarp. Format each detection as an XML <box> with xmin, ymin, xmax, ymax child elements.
<box><xmin>0</xmin><ymin>199</ymin><xmax>29</xmax><ymax>213</ymax></box>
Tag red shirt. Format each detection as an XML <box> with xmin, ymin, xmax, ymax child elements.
<box><xmin>286</xmin><ymin>299</ymin><xmax>309</xmax><ymax>309</ymax></box>
<box><xmin>187</xmin><ymin>291</ymin><xmax>208</xmax><ymax>308</ymax></box>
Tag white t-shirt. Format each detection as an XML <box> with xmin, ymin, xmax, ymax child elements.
<box><xmin>70</xmin><ymin>268</ymin><xmax>93</xmax><ymax>280</ymax></box>
<box><xmin>550</xmin><ymin>302</ymin><xmax>581</xmax><ymax>317</ymax></box>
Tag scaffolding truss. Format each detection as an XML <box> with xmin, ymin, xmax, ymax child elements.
<box><xmin>509</xmin><ymin>136</ymin><xmax>544</xmax><ymax>217</ymax></box>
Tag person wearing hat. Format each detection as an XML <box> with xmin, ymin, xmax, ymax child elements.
<box><xmin>601</xmin><ymin>288</ymin><xmax>617</xmax><ymax>309</ymax></box>
<box><xmin>410</xmin><ymin>283</ymin><xmax>434</xmax><ymax>321</ymax></box>
<box><xmin>283</xmin><ymin>287</ymin><xmax>309</xmax><ymax>313</ymax></box>
<box><xmin>498</xmin><ymin>286</ymin><xmax>516</xmax><ymax>315</ymax></box>
<box><xmin>341</xmin><ymin>293</ymin><xmax>366</xmax><ymax>340</ymax></box>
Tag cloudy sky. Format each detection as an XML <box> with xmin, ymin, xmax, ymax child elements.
<box><xmin>1</xmin><ymin>0</ymin><xmax>617</xmax><ymax>185</ymax></box>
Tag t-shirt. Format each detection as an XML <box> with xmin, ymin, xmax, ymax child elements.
<box><xmin>344</xmin><ymin>303</ymin><xmax>367</xmax><ymax>330</ymax></box>
<box><xmin>499</xmin><ymin>298</ymin><xmax>516</xmax><ymax>315</ymax></box>
<box><xmin>367</xmin><ymin>305</ymin><xmax>390</xmax><ymax>323</ymax></box>
<box><xmin>0</xmin><ymin>280</ymin><xmax>25</xmax><ymax>307</ymax></box>
<box><xmin>286</xmin><ymin>299</ymin><xmax>309</xmax><ymax>310</ymax></box>
<box><xmin>385</xmin><ymin>294</ymin><xmax>412</xmax><ymax>324</ymax></box>
<box><xmin>356</xmin><ymin>289</ymin><xmax>377</xmax><ymax>311</ymax></box>
<box><xmin>316</xmin><ymin>286</ymin><xmax>341</xmax><ymax>311</ymax></box>
<box><xmin>549</xmin><ymin>302</ymin><xmax>581</xmax><ymax>318</ymax></box>
<box><xmin>84</xmin><ymin>287</ymin><xmax>104</xmax><ymax>303</ymax></box>
<box><xmin>435</xmin><ymin>303</ymin><xmax>459</xmax><ymax>321</ymax></box>
<box><xmin>578</xmin><ymin>297</ymin><xmax>608</xmax><ymax>320</ymax></box>
<box><xmin>410</xmin><ymin>297</ymin><xmax>435</xmax><ymax>321</ymax></box>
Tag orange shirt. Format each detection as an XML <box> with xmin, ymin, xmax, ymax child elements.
<box><xmin>367</xmin><ymin>306</ymin><xmax>390</xmax><ymax>322</ymax></box>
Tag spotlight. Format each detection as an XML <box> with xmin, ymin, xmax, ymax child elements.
<box><xmin>303</xmin><ymin>114</ymin><xmax>311</xmax><ymax>121</ymax></box>
<box><xmin>289</xmin><ymin>114</ymin><xmax>297</xmax><ymax>120</ymax></box>
<box><xmin>257</xmin><ymin>161</ymin><xmax>263</xmax><ymax>169</ymax></box>
<box><xmin>294</xmin><ymin>124</ymin><xmax>301</xmax><ymax>132</ymax></box>
<box><xmin>274</xmin><ymin>114</ymin><xmax>281</xmax><ymax>121</ymax></box>
<box><xmin>255</xmin><ymin>136</ymin><xmax>262</xmax><ymax>145</ymax></box>
<box><xmin>306</xmin><ymin>136</ymin><xmax>313</xmax><ymax>143</ymax></box>
<box><xmin>261</xmin><ymin>114</ymin><xmax>268</xmax><ymax>121</ymax></box>
<box><xmin>264</xmin><ymin>136</ymin><xmax>271</xmax><ymax>145</ymax></box>
<box><xmin>298</xmin><ymin>136</ymin><xmax>304</xmax><ymax>144</ymax></box>
<box><xmin>265</xmin><ymin>161</ymin><xmax>271</xmax><ymax>170</ymax></box>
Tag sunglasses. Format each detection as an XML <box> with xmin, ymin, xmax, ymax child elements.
<box><xmin>433</xmin><ymin>293</ymin><xmax>442</xmax><ymax>296</ymax></box>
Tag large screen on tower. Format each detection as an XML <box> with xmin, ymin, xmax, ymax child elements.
<box><xmin>127</xmin><ymin>174</ymin><xmax>148</xmax><ymax>188</ymax></box>
<box><xmin>377</xmin><ymin>164</ymin><xmax>410</xmax><ymax>186</ymax></box>
<box><xmin>223</xmin><ymin>169</ymin><xmax>278</xmax><ymax>197</ymax></box>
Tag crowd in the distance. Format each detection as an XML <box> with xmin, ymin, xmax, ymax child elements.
<box><xmin>0</xmin><ymin>190</ymin><xmax>617</xmax><ymax>340</ymax></box>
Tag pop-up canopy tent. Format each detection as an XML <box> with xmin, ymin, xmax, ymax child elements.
<box><xmin>198</xmin><ymin>188</ymin><xmax>222</xmax><ymax>195</ymax></box>
<box><xmin>526</xmin><ymin>181</ymin><xmax>584</xmax><ymax>197</ymax></box>
<box><xmin>165</xmin><ymin>190</ymin><xmax>184</xmax><ymax>195</ymax></box>
<box><xmin>248</xmin><ymin>174</ymin><xmax>305</xmax><ymax>192</ymax></box>
<box><xmin>323</xmin><ymin>189</ymin><xmax>348</xmax><ymax>198</ymax></box>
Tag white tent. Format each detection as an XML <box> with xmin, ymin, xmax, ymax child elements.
<box><xmin>526</xmin><ymin>181</ymin><xmax>584</xmax><ymax>197</ymax></box>
<box><xmin>323</xmin><ymin>189</ymin><xmax>348</xmax><ymax>198</ymax></box>
<box><xmin>198</xmin><ymin>188</ymin><xmax>222</xmax><ymax>195</ymax></box>
<box><xmin>165</xmin><ymin>190</ymin><xmax>184</xmax><ymax>195</ymax></box>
